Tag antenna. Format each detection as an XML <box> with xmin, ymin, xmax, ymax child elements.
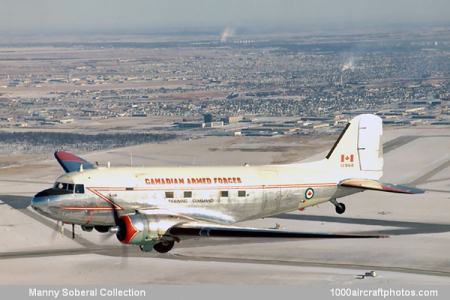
<box><xmin>130</xmin><ymin>152</ymin><xmax>133</xmax><ymax>167</ymax></box>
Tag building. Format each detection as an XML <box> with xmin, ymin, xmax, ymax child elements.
<box><xmin>203</xmin><ymin>113</ymin><xmax>213</xmax><ymax>123</ymax></box>
<box><xmin>204</xmin><ymin>121</ymin><xmax>224</xmax><ymax>128</ymax></box>
<box><xmin>175</xmin><ymin>122</ymin><xmax>205</xmax><ymax>129</ymax></box>
<box><xmin>222</xmin><ymin>115</ymin><xmax>242</xmax><ymax>124</ymax></box>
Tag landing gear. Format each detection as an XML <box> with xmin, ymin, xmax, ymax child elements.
<box><xmin>330</xmin><ymin>198</ymin><xmax>346</xmax><ymax>214</ymax></box>
<box><xmin>81</xmin><ymin>225</ymin><xmax>94</xmax><ymax>232</ymax></box>
<box><xmin>139</xmin><ymin>244</ymin><xmax>154</xmax><ymax>252</ymax></box>
<box><xmin>153</xmin><ymin>240</ymin><xmax>175</xmax><ymax>253</ymax></box>
<box><xmin>139</xmin><ymin>238</ymin><xmax>178</xmax><ymax>253</ymax></box>
<box><xmin>335</xmin><ymin>203</ymin><xmax>346</xmax><ymax>214</ymax></box>
<box><xmin>94</xmin><ymin>225</ymin><xmax>110</xmax><ymax>233</ymax></box>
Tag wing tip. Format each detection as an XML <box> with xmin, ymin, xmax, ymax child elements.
<box><xmin>381</xmin><ymin>183</ymin><xmax>425</xmax><ymax>194</ymax></box>
<box><xmin>376</xmin><ymin>234</ymin><xmax>389</xmax><ymax>239</ymax></box>
<box><xmin>54</xmin><ymin>150</ymin><xmax>84</xmax><ymax>163</ymax></box>
<box><xmin>54</xmin><ymin>150</ymin><xmax>95</xmax><ymax>173</ymax></box>
<box><xmin>335</xmin><ymin>233</ymin><xmax>389</xmax><ymax>239</ymax></box>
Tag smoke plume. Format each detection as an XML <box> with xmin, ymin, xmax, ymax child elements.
<box><xmin>342</xmin><ymin>58</ymin><xmax>355</xmax><ymax>71</ymax></box>
<box><xmin>220</xmin><ymin>27</ymin><xmax>235</xmax><ymax>43</ymax></box>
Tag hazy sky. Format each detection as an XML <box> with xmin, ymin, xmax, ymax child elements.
<box><xmin>1</xmin><ymin>0</ymin><xmax>449</xmax><ymax>34</ymax></box>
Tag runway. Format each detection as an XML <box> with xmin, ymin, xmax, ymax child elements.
<box><xmin>0</xmin><ymin>126</ymin><xmax>449</xmax><ymax>285</ymax></box>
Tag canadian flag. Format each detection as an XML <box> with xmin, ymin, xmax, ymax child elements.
<box><xmin>340</xmin><ymin>154</ymin><xmax>354</xmax><ymax>163</ymax></box>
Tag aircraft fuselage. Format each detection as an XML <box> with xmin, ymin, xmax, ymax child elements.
<box><xmin>32</xmin><ymin>161</ymin><xmax>358</xmax><ymax>226</ymax></box>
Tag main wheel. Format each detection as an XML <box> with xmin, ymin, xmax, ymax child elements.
<box><xmin>335</xmin><ymin>203</ymin><xmax>346</xmax><ymax>214</ymax></box>
<box><xmin>94</xmin><ymin>225</ymin><xmax>110</xmax><ymax>233</ymax></box>
<box><xmin>153</xmin><ymin>240</ymin><xmax>175</xmax><ymax>253</ymax></box>
<box><xmin>81</xmin><ymin>225</ymin><xmax>94</xmax><ymax>232</ymax></box>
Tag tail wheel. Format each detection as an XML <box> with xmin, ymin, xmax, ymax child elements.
<box><xmin>153</xmin><ymin>240</ymin><xmax>175</xmax><ymax>253</ymax></box>
<box><xmin>335</xmin><ymin>203</ymin><xmax>346</xmax><ymax>214</ymax></box>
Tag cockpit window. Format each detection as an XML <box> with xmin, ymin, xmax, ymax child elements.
<box><xmin>75</xmin><ymin>184</ymin><xmax>85</xmax><ymax>194</ymax></box>
<box><xmin>54</xmin><ymin>182</ymin><xmax>75</xmax><ymax>192</ymax></box>
<box><xmin>59</xmin><ymin>182</ymin><xmax>68</xmax><ymax>190</ymax></box>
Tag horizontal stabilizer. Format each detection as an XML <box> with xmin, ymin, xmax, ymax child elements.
<box><xmin>169</xmin><ymin>224</ymin><xmax>386</xmax><ymax>239</ymax></box>
<box><xmin>54</xmin><ymin>151</ymin><xmax>96</xmax><ymax>173</ymax></box>
<box><xmin>340</xmin><ymin>178</ymin><xmax>424</xmax><ymax>194</ymax></box>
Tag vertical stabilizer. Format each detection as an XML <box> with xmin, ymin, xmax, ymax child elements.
<box><xmin>326</xmin><ymin>114</ymin><xmax>383</xmax><ymax>179</ymax></box>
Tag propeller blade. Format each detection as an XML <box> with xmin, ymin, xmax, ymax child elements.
<box><xmin>120</xmin><ymin>244</ymin><xmax>129</xmax><ymax>267</ymax></box>
<box><xmin>100</xmin><ymin>231</ymin><xmax>115</xmax><ymax>241</ymax></box>
<box><xmin>107</xmin><ymin>197</ymin><xmax>120</xmax><ymax>226</ymax></box>
<box><xmin>50</xmin><ymin>220</ymin><xmax>61</xmax><ymax>240</ymax></box>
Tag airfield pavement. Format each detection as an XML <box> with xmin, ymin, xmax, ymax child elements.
<box><xmin>0</xmin><ymin>126</ymin><xmax>449</xmax><ymax>288</ymax></box>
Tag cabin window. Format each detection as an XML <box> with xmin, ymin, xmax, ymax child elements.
<box><xmin>165</xmin><ymin>192</ymin><xmax>174</xmax><ymax>199</ymax></box>
<box><xmin>75</xmin><ymin>184</ymin><xmax>85</xmax><ymax>194</ymax></box>
<box><xmin>220</xmin><ymin>191</ymin><xmax>228</xmax><ymax>197</ymax></box>
<box><xmin>238</xmin><ymin>190</ymin><xmax>246</xmax><ymax>197</ymax></box>
<box><xmin>184</xmin><ymin>191</ymin><xmax>192</xmax><ymax>198</ymax></box>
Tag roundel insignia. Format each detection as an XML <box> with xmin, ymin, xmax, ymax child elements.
<box><xmin>305</xmin><ymin>188</ymin><xmax>315</xmax><ymax>200</ymax></box>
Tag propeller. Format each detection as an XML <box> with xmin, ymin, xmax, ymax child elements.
<box><xmin>107</xmin><ymin>198</ymin><xmax>125</xmax><ymax>240</ymax></box>
<box><xmin>99</xmin><ymin>203</ymin><xmax>121</xmax><ymax>242</ymax></box>
<box><xmin>99</xmin><ymin>230</ymin><xmax>115</xmax><ymax>241</ymax></box>
<box><xmin>106</xmin><ymin>197</ymin><xmax>129</xmax><ymax>266</ymax></box>
<box><xmin>51</xmin><ymin>220</ymin><xmax>63</xmax><ymax>240</ymax></box>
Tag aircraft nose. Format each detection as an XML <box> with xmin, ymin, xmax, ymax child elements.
<box><xmin>31</xmin><ymin>190</ymin><xmax>50</xmax><ymax>211</ymax></box>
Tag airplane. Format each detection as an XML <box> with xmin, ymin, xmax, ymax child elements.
<box><xmin>31</xmin><ymin>114</ymin><xmax>423</xmax><ymax>253</ymax></box>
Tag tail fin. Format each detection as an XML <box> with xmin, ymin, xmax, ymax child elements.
<box><xmin>326</xmin><ymin>114</ymin><xmax>383</xmax><ymax>180</ymax></box>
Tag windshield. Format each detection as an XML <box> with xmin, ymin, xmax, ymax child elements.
<box><xmin>54</xmin><ymin>182</ymin><xmax>71</xmax><ymax>191</ymax></box>
<box><xmin>53</xmin><ymin>182</ymin><xmax>84</xmax><ymax>194</ymax></box>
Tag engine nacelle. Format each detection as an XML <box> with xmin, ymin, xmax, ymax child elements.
<box><xmin>116</xmin><ymin>213</ymin><xmax>182</xmax><ymax>245</ymax></box>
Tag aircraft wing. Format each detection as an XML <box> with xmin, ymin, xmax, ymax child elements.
<box><xmin>339</xmin><ymin>178</ymin><xmax>424</xmax><ymax>194</ymax></box>
<box><xmin>54</xmin><ymin>151</ymin><xmax>96</xmax><ymax>173</ymax></box>
<box><xmin>168</xmin><ymin>222</ymin><xmax>386</xmax><ymax>239</ymax></box>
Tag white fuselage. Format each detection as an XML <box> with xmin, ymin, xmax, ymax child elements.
<box><xmin>36</xmin><ymin>159</ymin><xmax>359</xmax><ymax>226</ymax></box>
